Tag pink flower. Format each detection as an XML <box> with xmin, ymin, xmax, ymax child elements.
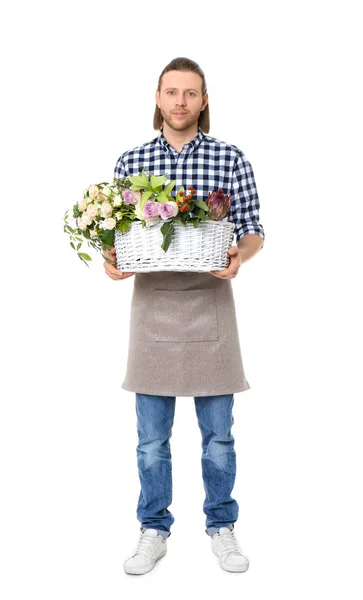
<box><xmin>142</xmin><ymin>200</ymin><xmax>160</xmax><ymax>220</ymax></box>
<box><xmin>158</xmin><ymin>201</ymin><xmax>179</xmax><ymax>220</ymax></box>
<box><xmin>122</xmin><ymin>189</ymin><xmax>141</xmax><ymax>205</ymax></box>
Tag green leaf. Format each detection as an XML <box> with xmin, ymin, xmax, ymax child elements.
<box><xmin>99</xmin><ymin>229</ymin><xmax>115</xmax><ymax>246</ymax></box>
<box><xmin>160</xmin><ymin>221</ymin><xmax>174</xmax><ymax>252</ymax></box>
<box><xmin>116</xmin><ymin>219</ymin><xmax>132</xmax><ymax>232</ymax></box>
<box><xmin>129</xmin><ymin>171</ymin><xmax>149</xmax><ymax>188</ymax></box>
<box><xmin>155</xmin><ymin>191</ymin><xmax>168</xmax><ymax>203</ymax></box>
<box><xmin>140</xmin><ymin>190</ymin><xmax>153</xmax><ymax>206</ymax></box>
<box><xmin>77</xmin><ymin>242</ymin><xmax>81</xmax><ymax>250</ymax></box>
<box><xmin>79</xmin><ymin>252</ymin><xmax>92</xmax><ymax>261</ymax></box>
<box><xmin>129</xmin><ymin>184</ymin><xmax>148</xmax><ymax>191</ymax></box>
<box><xmin>150</xmin><ymin>175</ymin><xmax>166</xmax><ymax>189</ymax></box>
<box><xmin>164</xmin><ymin>180</ymin><xmax>176</xmax><ymax>196</ymax></box>
<box><xmin>173</xmin><ymin>216</ymin><xmax>185</xmax><ymax>227</ymax></box>
<box><xmin>193</xmin><ymin>199</ymin><xmax>209</xmax><ymax>212</ymax></box>
<box><xmin>73</xmin><ymin>205</ymin><xmax>82</xmax><ymax>218</ymax></box>
<box><xmin>78</xmin><ymin>254</ymin><xmax>90</xmax><ymax>267</ymax></box>
<box><xmin>70</xmin><ymin>241</ymin><xmax>75</xmax><ymax>250</ymax></box>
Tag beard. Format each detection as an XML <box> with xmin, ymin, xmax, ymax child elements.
<box><xmin>159</xmin><ymin>106</ymin><xmax>200</xmax><ymax>132</ymax></box>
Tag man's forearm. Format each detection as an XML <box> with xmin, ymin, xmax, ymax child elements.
<box><xmin>237</xmin><ymin>234</ymin><xmax>264</xmax><ymax>263</ymax></box>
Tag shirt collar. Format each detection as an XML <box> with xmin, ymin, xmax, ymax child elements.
<box><xmin>157</xmin><ymin>126</ymin><xmax>205</xmax><ymax>154</ymax></box>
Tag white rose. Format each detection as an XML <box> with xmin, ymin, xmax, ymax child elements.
<box><xmin>77</xmin><ymin>216</ymin><xmax>88</xmax><ymax>231</ymax></box>
<box><xmin>90</xmin><ymin>228</ymin><xmax>99</xmax><ymax>238</ymax></box>
<box><xmin>113</xmin><ymin>194</ymin><xmax>122</xmax><ymax>207</ymax></box>
<box><xmin>104</xmin><ymin>217</ymin><xmax>116</xmax><ymax>230</ymax></box>
<box><xmin>86</xmin><ymin>203</ymin><xmax>99</xmax><ymax>218</ymax></box>
<box><xmin>78</xmin><ymin>197</ymin><xmax>87</xmax><ymax>211</ymax></box>
<box><xmin>81</xmin><ymin>213</ymin><xmax>93</xmax><ymax>226</ymax></box>
<box><xmin>88</xmin><ymin>185</ymin><xmax>99</xmax><ymax>199</ymax></box>
<box><xmin>102</xmin><ymin>185</ymin><xmax>112</xmax><ymax>197</ymax></box>
<box><xmin>100</xmin><ymin>201</ymin><xmax>113</xmax><ymax>217</ymax></box>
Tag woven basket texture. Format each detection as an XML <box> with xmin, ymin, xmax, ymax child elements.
<box><xmin>114</xmin><ymin>220</ymin><xmax>235</xmax><ymax>272</ymax></box>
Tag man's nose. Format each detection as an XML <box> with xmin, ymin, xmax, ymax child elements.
<box><xmin>175</xmin><ymin>95</ymin><xmax>186</xmax><ymax>106</ymax></box>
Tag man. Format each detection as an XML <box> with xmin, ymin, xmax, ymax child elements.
<box><xmin>104</xmin><ymin>57</ymin><xmax>265</xmax><ymax>575</ymax></box>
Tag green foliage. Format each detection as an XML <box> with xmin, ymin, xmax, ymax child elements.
<box><xmin>116</xmin><ymin>219</ymin><xmax>132</xmax><ymax>232</ymax></box>
<box><xmin>193</xmin><ymin>199</ymin><xmax>209</xmax><ymax>211</ymax></box>
<box><xmin>99</xmin><ymin>229</ymin><xmax>115</xmax><ymax>246</ymax></box>
<box><xmin>160</xmin><ymin>221</ymin><xmax>174</xmax><ymax>252</ymax></box>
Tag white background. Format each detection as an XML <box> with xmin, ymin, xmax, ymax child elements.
<box><xmin>1</xmin><ymin>0</ymin><xmax>362</xmax><ymax>597</ymax></box>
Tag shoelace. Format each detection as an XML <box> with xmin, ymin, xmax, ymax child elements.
<box><xmin>132</xmin><ymin>534</ymin><xmax>161</xmax><ymax>558</ymax></box>
<box><xmin>217</xmin><ymin>531</ymin><xmax>242</xmax><ymax>559</ymax></box>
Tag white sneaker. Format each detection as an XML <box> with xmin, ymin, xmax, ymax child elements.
<box><xmin>123</xmin><ymin>529</ymin><xmax>168</xmax><ymax>575</ymax></box>
<box><xmin>211</xmin><ymin>527</ymin><xmax>249</xmax><ymax>572</ymax></box>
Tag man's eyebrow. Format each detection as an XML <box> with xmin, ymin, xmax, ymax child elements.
<box><xmin>164</xmin><ymin>87</ymin><xmax>199</xmax><ymax>92</ymax></box>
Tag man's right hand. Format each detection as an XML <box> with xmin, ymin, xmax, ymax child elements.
<box><xmin>103</xmin><ymin>246</ymin><xmax>136</xmax><ymax>280</ymax></box>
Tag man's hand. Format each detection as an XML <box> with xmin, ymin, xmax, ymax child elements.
<box><xmin>103</xmin><ymin>246</ymin><xmax>136</xmax><ymax>280</ymax></box>
<box><xmin>209</xmin><ymin>246</ymin><xmax>244</xmax><ymax>279</ymax></box>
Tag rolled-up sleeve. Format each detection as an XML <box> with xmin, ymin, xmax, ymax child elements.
<box><xmin>228</xmin><ymin>151</ymin><xmax>265</xmax><ymax>247</ymax></box>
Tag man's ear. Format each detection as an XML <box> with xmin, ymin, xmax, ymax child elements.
<box><xmin>201</xmin><ymin>93</ymin><xmax>209</xmax><ymax>111</ymax></box>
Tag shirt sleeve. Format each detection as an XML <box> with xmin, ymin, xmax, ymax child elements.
<box><xmin>228</xmin><ymin>151</ymin><xmax>265</xmax><ymax>247</ymax></box>
<box><xmin>114</xmin><ymin>155</ymin><xmax>128</xmax><ymax>180</ymax></box>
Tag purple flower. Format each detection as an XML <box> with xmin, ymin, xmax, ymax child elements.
<box><xmin>122</xmin><ymin>189</ymin><xmax>141</xmax><ymax>205</ymax></box>
<box><xmin>158</xmin><ymin>201</ymin><xmax>179</xmax><ymax>220</ymax></box>
<box><xmin>142</xmin><ymin>200</ymin><xmax>160</xmax><ymax>220</ymax></box>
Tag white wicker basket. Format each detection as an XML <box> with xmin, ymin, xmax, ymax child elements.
<box><xmin>114</xmin><ymin>220</ymin><xmax>235</xmax><ymax>272</ymax></box>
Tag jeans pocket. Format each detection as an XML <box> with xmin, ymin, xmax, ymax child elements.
<box><xmin>152</xmin><ymin>288</ymin><xmax>219</xmax><ymax>343</ymax></box>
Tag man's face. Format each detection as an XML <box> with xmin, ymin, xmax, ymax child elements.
<box><xmin>156</xmin><ymin>70</ymin><xmax>208</xmax><ymax>132</ymax></box>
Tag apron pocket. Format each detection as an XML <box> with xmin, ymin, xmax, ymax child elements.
<box><xmin>152</xmin><ymin>288</ymin><xmax>219</xmax><ymax>343</ymax></box>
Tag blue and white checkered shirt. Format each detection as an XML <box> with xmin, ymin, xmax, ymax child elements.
<box><xmin>114</xmin><ymin>127</ymin><xmax>265</xmax><ymax>245</ymax></box>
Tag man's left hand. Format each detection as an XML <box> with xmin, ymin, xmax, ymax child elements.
<box><xmin>209</xmin><ymin>246</ymin><xmax>244</xmax><ymax>279</ymax></box>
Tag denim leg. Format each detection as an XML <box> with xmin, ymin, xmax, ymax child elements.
<box><xmin>135</xmin><ymin>393</ymin><xmax>176</xmax><ymax>536</ymax></box>
<box><xmin>194</xmin><ymin>394</ymin><xmax>239</xmax><ymax>535</ymax></box>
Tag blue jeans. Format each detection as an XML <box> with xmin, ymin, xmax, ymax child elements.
<box><xmin>135</xmin><ymin>393</ymin><xmax>238</xmax><ymax>539</ymax></box>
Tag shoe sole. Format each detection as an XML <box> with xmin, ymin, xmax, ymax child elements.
<box><xmin>123</xmin><ymin>546</ymin><xmax>167</xmax><ymax>575</ymax></box>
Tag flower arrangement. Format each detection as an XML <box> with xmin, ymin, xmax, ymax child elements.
<box><xmin>64</xmin><ymin>170</ymin><xmax>231</xmax><ymax>266</ymax></box>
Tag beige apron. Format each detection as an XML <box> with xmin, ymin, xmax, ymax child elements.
<box><xmin>121</xmin><ymin>271</ymin><xmax>250</xmax><ymax>397</ymax></box>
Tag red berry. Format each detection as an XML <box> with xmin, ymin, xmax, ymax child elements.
<box><xmin>179</xmin><ymin>191</ymin><xmax>184</xmax><ymax>197</ymax></box>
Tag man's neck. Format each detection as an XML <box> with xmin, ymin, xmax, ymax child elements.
<box><xmin>162</xmin><ymin>122</ymin><xmax>199</xmax><ymax>153</ymax></box>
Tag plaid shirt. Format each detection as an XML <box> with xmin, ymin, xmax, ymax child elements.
<box><xmin>114</xmin><ymin>127</ymin><xmax>265</xmax><ymax>245</ymax></box>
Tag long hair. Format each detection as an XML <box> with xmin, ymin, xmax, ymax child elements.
<box><xmin>153</xmin><ymin>57</ymin><xmax>210</xmax><ymax>133</ymax></box>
